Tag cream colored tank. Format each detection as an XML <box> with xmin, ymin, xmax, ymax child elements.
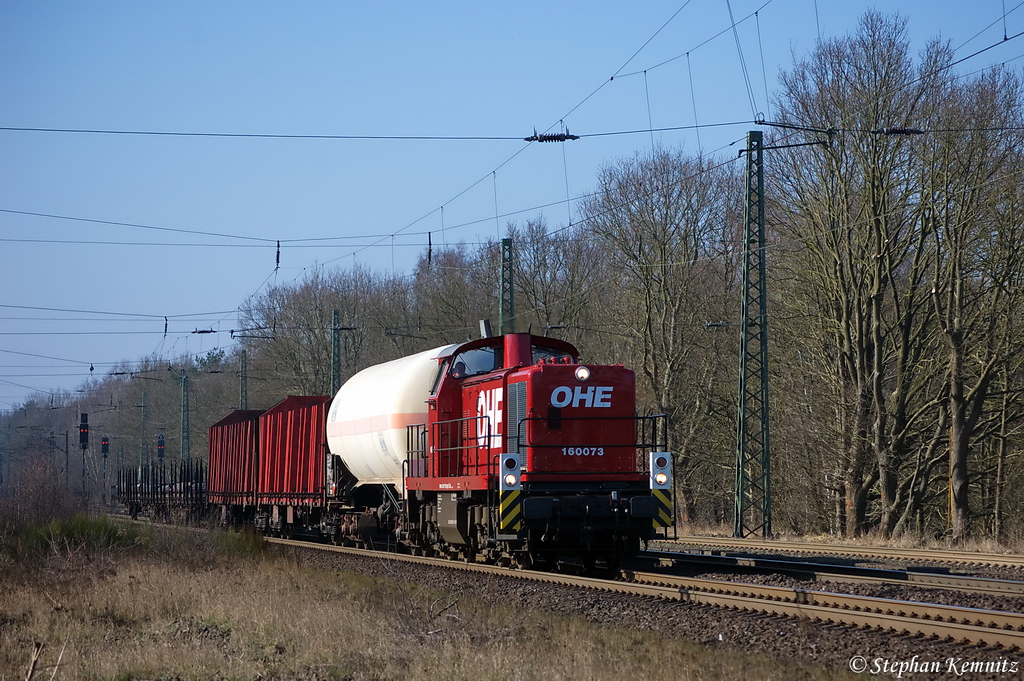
<box><xmin>326</xmin><ymin>344</ymin><xmax>457</xmax><ymax>489</ymax></box>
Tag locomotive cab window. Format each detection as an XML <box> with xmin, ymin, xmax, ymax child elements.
<box><xmin>430</xmin><ymin>358</ymin><xmax>450</xmax><ymax>395</ymax></box>
<box><xmin>449</xmin><ymin>347</ymin><xmax>498</xmax><ymax>378</ymax></box>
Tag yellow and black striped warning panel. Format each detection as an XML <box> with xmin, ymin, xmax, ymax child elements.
<box><xmin>499</xmin><ymin>489</ymin><xmax>523</xmax><ymax>533</ymax></box>
<box><xmin>651</xmin><ymin>488</ymin><xmax>673</xmax><ymax>529</ymax></box>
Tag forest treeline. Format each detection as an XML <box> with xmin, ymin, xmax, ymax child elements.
<box><xmin>4</xmin><ymin>12</ymin><xmax>1024</xmax><ymax>541</ymax></box>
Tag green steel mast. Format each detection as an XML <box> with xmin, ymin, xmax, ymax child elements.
<box><xmin>734</xmin><ymin>130</ymin><xmax>772</xmax><ymax>538</ymax></box>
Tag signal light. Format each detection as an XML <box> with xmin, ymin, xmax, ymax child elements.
<box><xmin>157</xmin><ymin>433</ymin><xmax>165</xmax><ymax>460</ymax></box>
<box><xmin>101</xmin><ymin>437</ymin><xmax>109</xmax><ymax>456</ymax></box>
<box><xmin>79</xmin><ymin>413</ymin><xmax>89</xmax><ymax>448</ymax></box>
<box><xmin>650</xmin><ymin>451</ymin><xmax>672</xmax><ymax>490</ymax></box>
<box><xmin>499</xmin><ymin>453</ymin><xmax>521</xmax><ymax>491</ymax></box>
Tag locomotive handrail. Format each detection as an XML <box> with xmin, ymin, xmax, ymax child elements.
<box><xmin>405</xmin><ymin>423</ymin><xmax>429</xmax><ymax>479</ymax></box>
<box><xmin>515</xmin><ymin>413</ymin><xmax>669</xmax><ymax>460</ymax></box>
<box><xmin>403</xmin><ymin>414</ymin><xmax>668</xmax><ymax>481</ymax></box>
<box><xmin>406</xmin><ymin>415</ymin><xmax>495</xmax><ymax>479</ymax></box>
<box><xmin>516</xmin><ymin>469</ymin><xmax>650</xmax><ymax>476</ymax></box>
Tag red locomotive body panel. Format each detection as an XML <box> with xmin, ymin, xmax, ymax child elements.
<box><xmin>517</xmin><ymin>362</ymin><xmax>643</xmax><ymax>483</ymax></box>
<box><xmin>406</xmin><ymin>339</ymin><xmax>511</xmax><ymax>492</ymax></box>
<box><xmin>207</xmin><ymin>410</ymin><xmax>262</xmax><ymax>506</ymax></box>
<box><xmin>257</xmin><ymin>396</ymin><xmax>331</xmax><ymax>505</ymax></box>
<box><xmin>406</xmin><ymin>333</ymin><xmax>647</xmax><ymax>491</ymax></box>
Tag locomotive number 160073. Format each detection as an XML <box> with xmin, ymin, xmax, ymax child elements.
<box><xmin>562</xmin><ymin>447</ymin><xmax>605</xmax><ymax>456</ymax></box>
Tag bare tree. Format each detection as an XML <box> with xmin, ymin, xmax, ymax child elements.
<box><xmin>508</xmin><ymin>218</ymin><xmax>613</xmax><ymax>350</ymax></box>
<box><xmin>921</xmin><ymin>65</ymin><xmax>1024</xmax><ymax>539</ymax></box>
<box><xmin>579</xmin><ymin>147</ymin><xmax>742</xmax><ymax>522</ymax></box>
<box><xmin>771</xmin><ymin>12</ymin><xmax>949</xmax><ymax>536</ymax></box>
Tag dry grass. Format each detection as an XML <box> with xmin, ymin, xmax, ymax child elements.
<box><xmin>0</xmin><ymin>522</ymin><xmax>853</xmax><ymax>681</ymax></box>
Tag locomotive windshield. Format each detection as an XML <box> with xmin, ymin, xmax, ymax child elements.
<box><xmin>450</xmin><ymin>347</ymin><xmax>497</xmax><ymax>378</ymax></box>
<box><xmin>447</xmin><ymin>342</ymin><xmax>577</xmax><ymax>379</ymax></box>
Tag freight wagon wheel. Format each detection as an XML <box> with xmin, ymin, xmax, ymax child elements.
<box><xmin>518</xmin><ymin>550</ymin><xmax>552</xmax><ymax>572</ymax></box>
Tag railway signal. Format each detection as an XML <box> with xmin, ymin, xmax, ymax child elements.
<box><xmin>498</xmin><ymin>453</ymin><xmax>523</xmax><ymax>538</ymax></box>
<box><xmin>650</xmin><ymin>452</ymin><xmax>674</xmax><ymax>530</ymax></box>
<box><xmin>79</xmin><ymin>413</ymin><xmax>89</xmax><ymax>449</ymax></box>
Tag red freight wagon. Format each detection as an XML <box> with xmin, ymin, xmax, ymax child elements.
<box><xmin>257</xmin><ymin>396</ymin><xmax>331</xmax><ymax>510</ymax></box>
<box><xmin>207</xmin><ymin>410</ymin><xmax>262</xmax><ymax>507</ymax></box>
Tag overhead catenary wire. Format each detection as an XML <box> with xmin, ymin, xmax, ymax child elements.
<box><xmin>0</xmin><ymin>0</ymin><xmax>797</xmax><ymax>286</ymax></box>
<box><xmin>7</xmin><ymin>130</ymin><xmax>1013</xmax><ymax>400</ymax></box>
<box><xmin>688</xmin><ymin>54</ymin><xmax>702</xmax><ymax>149</ymax></box>
<box><xmin>498</xmin><ymin>47</ymin><xmax>1024</xmax><ymax>330</ymax></box>
<box><xmin>0</xmin><ymin>127</ymin><xmax>523</xmax><ymax>141</ymax></box>
<box><xmin>954</xmin><ymin>0</ymin><xmax>1024</xmax><ymax>54</ymax></box>
<box><xmin>756</xmin><ymin>11</ymin><xmax>770</xmax><ymax>117</ymax></box>
<box><xmin>725</xmin><ymin>0</ymin><xmax>760</xmax><ymax>118</ymax></box>
<box><xmin>1</xmin><ymin>1</ymin><xmax>713</xmax><ymax>277</ymax></box>
<box><xmin>4</xmin><ymin>4</ymin><xmax>1022</xmax><ymax>409</ymax></box>
<box><xmin>2</xmin><ymin>2</ymin><xmax>1013</xmax><ymax>269</ymax></box>
<box><xmin>616</xmin><ymin>0</ymin><xmax>776</xmax><ymax>79</ymax></box>
<box><xmin>0</xmin><ymin>304</ymin><xmax>235</xmax><ymax>319</ymax></box>
<box><xmin>0</xmin><ymin>208</ymin><xmax>276</xmax><ymax>242</ymax></box>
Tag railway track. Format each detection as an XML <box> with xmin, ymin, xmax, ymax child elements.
<box><xmin>664</xmin><ymin>536</ymin><xmax>1024</xmax><ymax>569</ymax></box>
<box><xmin>640</xmin><ymin>550</ymin><xmax>1024</xmax><ymax>597</ymax></box>
<box><xmin>268</xmin><ymin>536</ymin><xmax>1024</xmax><ymax>649</ymax></box>
<box><xmin>115</xmin><ymin>513</ymin><xmax>1024</xmax><ymax>597</ymax></box>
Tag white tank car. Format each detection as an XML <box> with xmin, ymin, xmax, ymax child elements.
<box><xmin>326</xmin><ymin>344</ymin><xmax>457</xmax><ymax>490</ymax></box>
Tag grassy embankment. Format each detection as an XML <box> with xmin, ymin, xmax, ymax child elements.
<box><xmin>0</xmin><ymin>511</ymin><xmax>850</xmax><ymax>679</ymax></box>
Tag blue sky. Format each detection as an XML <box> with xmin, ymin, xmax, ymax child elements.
<box><xmin>2</xmin><ymin>1</ymin><xmax>1021</xmax><ymax>408</ymax></box>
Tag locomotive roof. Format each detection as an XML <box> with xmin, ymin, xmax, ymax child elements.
<box><xmin>441</xmin><ymin>332</ymin><xmax>578</xmax><ymax>360</ymax></box>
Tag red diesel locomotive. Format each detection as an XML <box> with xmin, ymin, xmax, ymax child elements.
<box><xmin>199</xmin><ymin>332</ymin><xmax>672</xmax><ymax>569</ymax></box>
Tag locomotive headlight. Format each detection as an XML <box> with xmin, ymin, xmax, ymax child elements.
<box><xmin>504</xmin><ymin>473</ymin><xmax>518</xmax><ymax>487</ymax></box>
<box><xmin>655</xmin><ymin>472</ymin><xmax>669</xmax><ymax>486</ymax></box>
<box><xmin>574</xmin><ymin>366</ymin><xmax>591</xmax><ymax>382</ymax></box>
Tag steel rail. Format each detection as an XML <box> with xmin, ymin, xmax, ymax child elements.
<box><xmin>640</xmin><ymin>551</ymin><xmax>1024</xmax><ymax>597</ymax></box>
<box><xmin>622</xmin><ymin>570</ymin><xmax>1024</xmax><ymax>649</ymax></box>
<box><xmin>268</xmin><ymin>537</ymin><xmax>1024</xmax><ymax>649</ymax></box>
<box><xmin>665</xmin><ymin>536</ymin><xmax>1024</xmax><ymax>569</ymax></box>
